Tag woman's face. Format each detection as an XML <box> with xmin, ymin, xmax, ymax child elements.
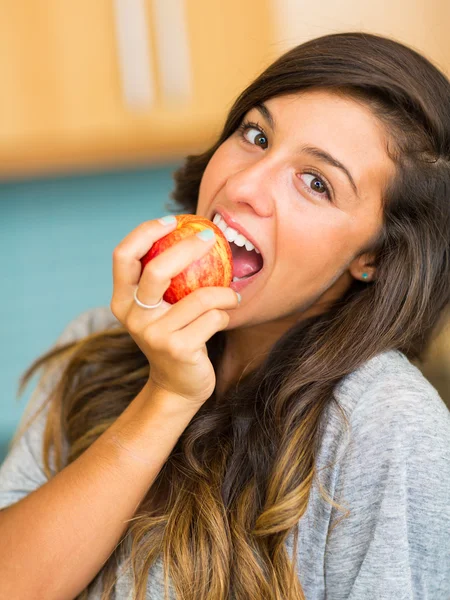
<box><xmin>196</xmin><ymin>90</ymin><xmax>395</xmax><ymax>330</ymax></box>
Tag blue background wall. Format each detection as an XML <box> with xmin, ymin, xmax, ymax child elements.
<box><xmin>0</xmin><ymin>164</ymin><xmax>182</xmax><ymax>463</ymax></box>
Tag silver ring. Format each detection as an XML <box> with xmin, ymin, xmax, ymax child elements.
<box><xmin>133</xmin><ymin>286</ymin><xmax>163</xmax><ymax>309</ymax></box>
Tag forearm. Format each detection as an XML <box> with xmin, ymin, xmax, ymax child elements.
<box><xmin>0</xmin><ymin>381</ymin><xmax>200</xmax><ymax>600</ymax></box>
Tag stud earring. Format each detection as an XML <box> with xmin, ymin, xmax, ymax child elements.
<box><xmin>362</xmin><ymin>272</ymin><xmax>369</xmax><ymax>281</ymax></box>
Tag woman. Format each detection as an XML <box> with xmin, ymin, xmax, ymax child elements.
<box><xmin>0</xmin><ymin>31</ymin><xmax>449</xmax><ymax>600</ymax></box>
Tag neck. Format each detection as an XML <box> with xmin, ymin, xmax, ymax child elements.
<box><xmin>214</xmin><ymin>281</ymin><xmax>349</xmax><ymax>399</ymax></box>
<box><xmin>215</xmin><ymin>319</ymin><xmax>293</xmax><ymax>399</ymax></box>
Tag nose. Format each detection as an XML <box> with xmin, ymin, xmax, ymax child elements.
<box><xmin>224</xmin><ymin>155</ymin><xmax>277</xmax><ymax>217</ymax></box>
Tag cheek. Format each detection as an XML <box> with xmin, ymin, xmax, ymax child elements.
<box><xmin>198</xmin><ymin>147</ymin><xmax>231</xmax><ymax>208</ymax></box>
<box><xmin>283</xmin><ymin>217</ymin><xmax>356</xmax><ymax>271</ymax></box>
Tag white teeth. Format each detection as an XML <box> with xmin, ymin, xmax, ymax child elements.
<box><xmin>233</xmin><ymin>233</ymin><xmax>247</xmax><ymax>248</ymax></box>
<box><xmin>224</xmin><ymin>226</ymin><xmax>239</xmax><ymax>243</ymax></box>
<box><xmin>212</xmin><ymin>213</ymin><xmax>261</xmax><ymax>254</ymax></box>
<box><xmin>213</xmin><ymin>213</ymin><xmax>226</xmax><ymax>231</ymax></box>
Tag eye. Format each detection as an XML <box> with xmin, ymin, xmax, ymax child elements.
<box><xmin>237</xmin><ymin>119</ymin><xmax>333</xmax><ymax>202</ymax></box>
<box><xmin>298</xmin><ymin>172</ymin><xmax>332</xmax><ymax>201</ymax></box>
<box><xmin>237</xmin><ymin>120</ymin><xmax>268</xmax><ymax>150</ymax></box>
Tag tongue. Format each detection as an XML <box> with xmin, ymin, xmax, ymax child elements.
<box><xmin>231</xmin><ymin>243</ymin><xmax>263</xmax><ymax>278</ymax></box>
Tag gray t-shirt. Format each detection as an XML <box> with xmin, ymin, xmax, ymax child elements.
<box><xmin>1</xmin><ymin>306</ymin><xmax>450</xmax><ymax>599</ymax></box>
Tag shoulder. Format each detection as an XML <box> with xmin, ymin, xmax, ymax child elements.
<box><xmin>55</xmin><ymin>305</ymin><xmax>120</xmax><ymax>345</ymax></box>
<box><xmin>326</xmin><ymin>349</ymin><xmax>450</xmax><ymax>508</ymax></box>
<box><xmin>0</xmin><ymin>307</ymin><xmax>121</xmax><ymax>501</ymax></box>
<box><xmin>332</xmin><ymin>349</ymin><xmax>450</xmax><ymax>439</ymax></box>
<box><xmin>24</xmin><ymin>305</ymin><xmax>120</xmax><ymax>421</ymax></box>
<box><xmin>319</xmin><ymin>349</ymin><xmax>450</xmax><ymax>455</ymax></box>
<box><xmin>316</xmin><ymin>349</ymin><xmax>450</xmax><ymax>506</ymax></box>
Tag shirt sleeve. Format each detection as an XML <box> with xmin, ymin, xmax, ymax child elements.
<box><xmin>0</xmin><ymin>306</ymin><xmax>118</xmax><ymax>511</ymax></box>
<box><xmin>324</xmin><ymin>371</ymin><xmax>450</xmax><ymax>600</ymax></box>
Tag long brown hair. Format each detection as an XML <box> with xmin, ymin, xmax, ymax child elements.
<box><xmin>14</xmin><ymin>32</ymin><xmax>450</xmax><ymax>599</ymax></box>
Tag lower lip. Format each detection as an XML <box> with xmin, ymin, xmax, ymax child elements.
<box><xmin>229</xmin><ymin>265</ymin><xmax>265</xmax><ymax>292</ymax></box>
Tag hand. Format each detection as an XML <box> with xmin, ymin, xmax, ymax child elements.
<box><xmin>110</xmin><ymin>217</ymin><xmax>240</xmax><ymax>407</ymax></box>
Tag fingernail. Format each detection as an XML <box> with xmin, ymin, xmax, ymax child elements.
<box><xmin>158</xmin><ymin>215</ymin><xmax>177</xmax><ymax>226</ymax></box>
<box><xmin>196</xmin><ymin>228</ymin><xmax>215</xmax><ymax>242</ymax></box>
<box><xmin>236</xmin><ymin>292</ymin><xmax>241</xmax><ymax>304</ymax></box>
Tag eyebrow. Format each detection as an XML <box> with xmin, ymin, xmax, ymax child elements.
<box><xmin>254</xmin><ymin>102</ymin><xmax>360</xmax><ymax>198</ymax></box>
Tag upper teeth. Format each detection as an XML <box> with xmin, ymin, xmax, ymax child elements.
<box><xmin>212</xmin><ymin>213</ymin><xmax>261</xmax><ymax>254</ymax></box>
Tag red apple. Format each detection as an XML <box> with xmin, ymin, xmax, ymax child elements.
<box><xmin>140</xmin><ymin>214</ymin><xmax>233</xmax><ymax>304</ymax></box>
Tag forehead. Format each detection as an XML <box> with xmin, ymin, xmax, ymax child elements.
<box><xmin>250</xmin><ymin>91</ymin><xmax>395</xmax><ymax>201</ymax></box>
<box><xmin>258</xmin><ymin>91</ymin><xmax>389</xmax><ymax>160</ymax></box>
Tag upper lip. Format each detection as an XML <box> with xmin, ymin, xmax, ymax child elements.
<box><xmin>211</xmin><ymin>207</ymin><xmax>264</xmax><ymax>260</ymax></box>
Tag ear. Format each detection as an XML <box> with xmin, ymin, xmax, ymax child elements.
<box><xmin>348</xmin><ymin>252</ymin><xmax>377</xmax><ymax>282</ymax></box>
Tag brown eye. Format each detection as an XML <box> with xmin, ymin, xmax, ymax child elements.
<box><xmin>238</xmin><ymin>122</ymin><xmax>269</xmax><ymax>150</ymax></box>
<box><xmin>298</xmin><ymin>173</ymin><xmax>332</xmax><ymax>201</ymax></box>
<box><xmin>247</xmin><ymin>129</ymin><xmax>268</xmax><ymax>149</ymax></box>
<box><xmin>310</xmin><ymin>176</ymin><xmax>326</xmax><ymax>193</ymax></box>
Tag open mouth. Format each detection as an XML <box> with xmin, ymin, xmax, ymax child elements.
<box><xmin>230</xmin><ymin>241</ymin><xmax>264</xmax><ymax>281</ymax></box>
<box><xmin>229</xmin><ymin>260</ymin><xmax>264</xmax><ymax>292</ymax></box>
<box><xmin>211</xmin><ymin>212</ymin><xmax>264</xmax><ymax>281</ymax></box>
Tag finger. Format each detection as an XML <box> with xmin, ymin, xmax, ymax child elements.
<box><xmin>169</xmin><ymin>309</ymin><xmax>231</xmax><ymax>361</ymax></box>
<box><xmin>154</xmin><ymin>287</ymin><xmax>239</xmax><ymax>333</ymax></box>
<box><xmin>111</xmin><ymin>218</ymin><xmax>178</xmax><ymax>309</ymax></box>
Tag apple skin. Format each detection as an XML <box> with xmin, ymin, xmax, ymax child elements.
<box><xmin>140</xmin><ymin>214</ymin><xmax>234</xmax><ymax>304</ymax></box>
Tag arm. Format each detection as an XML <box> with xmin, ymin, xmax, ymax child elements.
<box><xmin>0</xmin><ymin>380</ymin><xmax>200</xmax><ymax>600</ymax></box>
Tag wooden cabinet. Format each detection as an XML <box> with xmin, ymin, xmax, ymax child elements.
<box><xmin>0</xmin><ymin>0</ymin><xmax>448</xmax><ymax>180</ymax></box>
<box><xmin>0</xmin><ymin>0</ymin><xmax>274</xmax><ymax>179</ymax></box>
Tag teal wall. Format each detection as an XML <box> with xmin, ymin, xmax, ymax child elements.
<box><xmin>0</xmin><ymin>163</ymin><xmax>182</xmax><ymax>463</ymax></box>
